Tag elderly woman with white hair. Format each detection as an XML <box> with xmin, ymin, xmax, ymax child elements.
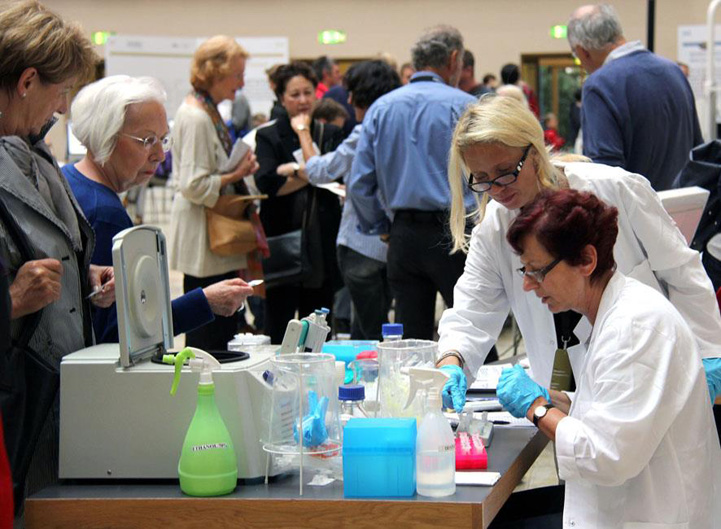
<box><xmin>62</xmin><ymin>75</ymin><xmax>254</xmax><ymax>343</ymax></box>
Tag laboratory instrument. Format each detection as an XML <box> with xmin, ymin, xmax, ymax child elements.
<box><xmin>59</xmin><ymin>226</ymin><xmax>280</xmax><ymax>481</ymax></box>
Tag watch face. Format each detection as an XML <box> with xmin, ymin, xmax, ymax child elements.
<box><xmin>534</xmin><ymin>406</ymin><xmax>547</xmax><ymax>419</ymax></box>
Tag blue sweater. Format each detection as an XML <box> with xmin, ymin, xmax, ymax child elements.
<box><xmin>63</xmin><ymin>164</ymin><xmax>213</xmax><ymax>343</ymax></box>
<box><xmin>582</xmin><ymin>49</ymin><xmax>702</xmax><ymax>191</ymax></box>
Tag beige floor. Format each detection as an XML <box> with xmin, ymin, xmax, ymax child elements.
<box><xmin>139</xmin><ymin>184</ymin><xmax>558</xmax><ymax>492</ymax></box>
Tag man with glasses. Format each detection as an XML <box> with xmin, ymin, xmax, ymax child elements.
<box><xmin>567</xmin><ymin>3</ymin><xmax>702</xmax><ymax>191</ymax></box>
<box><xmin>348</xmin><ymin>25</ymin><xmax>476</xmax><ymax>341</ymax></box>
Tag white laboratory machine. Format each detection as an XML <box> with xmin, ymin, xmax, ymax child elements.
<box><xmin>58</xmin><ymin>226</ymin><xmax>330</xmax><ymax>481</ymax></box>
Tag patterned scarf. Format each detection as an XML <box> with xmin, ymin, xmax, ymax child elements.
<box><xmin>192</xmin><ymin>90</ymin><xmax>269</xmax><ymax>296</ymax></box>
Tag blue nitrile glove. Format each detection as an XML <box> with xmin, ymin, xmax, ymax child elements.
<box><xmin>703</xmin><ymin>357</ymin><xmax>721</xmax><ymax>403</ymax></box>
<box><xmin>496</xmin><ymin>364</ymin><xmax>551</xmax><ymax>419</ymax></box>
<box><xmin>293</xmin><ymin>390</ymin><xmax>329</xmax><ymax>447</ymax></box>
<box><xmin>439</xmin><ymin>365</ymin><xmax>467</xmax><ymax>413</ymax></box>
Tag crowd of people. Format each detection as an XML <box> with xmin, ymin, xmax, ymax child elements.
<box><xmin>0</xmin><ymin>1</ymin><xmax>720</xmax><ymax>528</ymax></box>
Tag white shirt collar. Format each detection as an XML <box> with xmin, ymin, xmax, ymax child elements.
<box><xmin>604</xmin><ymin>40</ymin><xmax>645</xmax><ymax>65</ymax></box>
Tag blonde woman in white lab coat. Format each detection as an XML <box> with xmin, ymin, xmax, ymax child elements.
<box><xmin>435</xmin><ymin>95</ymin><xmax>721</xmax><ymax>411</ymax></box>
<box><xmin>497</xmin><ymin>188</ymin><xmax>720</xmax><ymax>529</ymax></box>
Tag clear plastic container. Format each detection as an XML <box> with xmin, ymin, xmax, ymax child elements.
<box><xmin>338</xmin><ymin>385</ymin><xmax>368</xmax><ymax>426</ymax></box>
<box><xmin>348</xmin><ymin>358</ymin><xmax>380</xmax><ymax>416</ymax></box>
<box><xmin>377</xmin><ymin>339</ymin><xmax>437</xmax><ymax>418</ymax></box>
<box><xmin>262</xmin><ymin>353</ymin><xmax>342</xmax><ymax>457</ymax></box>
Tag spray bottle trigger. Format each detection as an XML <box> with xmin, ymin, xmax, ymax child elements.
<box><xmin>163</xmin><ymin>347</ymin><xmax>197</xmax><ymax>396</ymax></box>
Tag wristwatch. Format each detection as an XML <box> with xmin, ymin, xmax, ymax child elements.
<box><xmin>532</xmin><ymin>403</ymin><xmax>555</xmax><ymax>427</ymax></box>
<box><xmin>292</xmin><ymin>162</ymin><xmax>300</xmax><ymax>177</ymax></box>
<box><xmin>296</xmin><ymin>124</ymin><xmax>308</xmax><ymax>132</ymax></box>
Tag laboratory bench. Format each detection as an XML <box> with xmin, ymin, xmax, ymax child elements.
<box><xmin>26</xmin><ymin>427</ymin><xmax>548</xmax><ymax>529</ymax></box>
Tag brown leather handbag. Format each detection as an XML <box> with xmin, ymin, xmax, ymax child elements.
<box><xmin>206</xmin><ymin>194</ymin><xmax>266</xmax><ymax>256</ymax></box>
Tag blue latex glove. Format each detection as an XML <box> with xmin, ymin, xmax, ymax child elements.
<box><xmin>293</xmin><ymin>390</ymin><xmax>329</xmax><ymax>447</ymax></box>
<box><xmin>703</xmin><ymin>357</ymin><xmax>721</xmax><ymax>403</ymax></box>
<box><xmin>439</xmin><ymin>365</ymin><xmax>467</xmax><ymax>413</ymax></box>
<box><xmin>496</xmin><ymin>364</ymin><xmax>551</xmax><ymax>419</ymax></box>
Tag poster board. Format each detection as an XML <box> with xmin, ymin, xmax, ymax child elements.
<box><xmin>105</xmin><ymin>35</ymin><xmax>289</xmax><ymax>120</ymax></box>
<box><xmin>678</xmin><ymin>25</ymin><xmax>721</xmax><ymax>139</ymax></box>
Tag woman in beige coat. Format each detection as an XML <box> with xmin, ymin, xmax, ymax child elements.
<box><xmin>168</xmin><ymin>35</ymin><xmax>259</xmax><ymax>350</ymax></box>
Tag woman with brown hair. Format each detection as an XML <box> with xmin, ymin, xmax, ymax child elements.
<box><xmin>0</xmin><ymin>0</ymin><xmax>107</xmax><ymax>516</ymax></box>
<box><xmin>168</xmin><ymin>35</ymin><xmax>260</xmax><ymax>351</ymax></box>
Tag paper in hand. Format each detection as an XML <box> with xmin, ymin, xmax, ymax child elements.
<box><xmin>220</xmin><ymin>139</ymin><xmax>251</xmax><ymax>173</ymax></box>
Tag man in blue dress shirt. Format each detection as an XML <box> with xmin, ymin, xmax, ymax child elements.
<box><xmin>348</xmin><ymin>25</ymin><xmax>477</xmax><ymax>340</ymax></box>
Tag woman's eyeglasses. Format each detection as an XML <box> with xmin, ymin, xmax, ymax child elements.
<box><xmin>516</xmin><ymin>257</ymin><xmax>561</xmax><ymax>283</ymax></box>
<box><xmin>122</xmin><ymin>133</ymin><xmax>172</xmax><ymax>153</ymax></box>
<box><xmin>468</xmin><ymin>144</ymin><xmax>532</xmax><ymax>193</ymax></box>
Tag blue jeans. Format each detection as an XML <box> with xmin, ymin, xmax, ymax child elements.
<box><xmin>337</xmin><ymin>245</ymin><xmax>391</xmax><ymax>340</ymax></box>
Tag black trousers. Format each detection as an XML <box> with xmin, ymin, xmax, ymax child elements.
<box><xmin>183</xmin><ymin>271</ymin><xmax>241</xmax><ymax>351</ymax></box>
<box><xmin>387</xmin><ymin>210</ymin><xmax>466</xmax><ymax>340</ymax></box>
<box><xmin>337</xmin><ymin>245</ymin><xmax>391</xmax><ymax>340</ymax></box>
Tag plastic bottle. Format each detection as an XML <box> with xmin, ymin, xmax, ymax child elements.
<box><xmin>404</xmin><ymin>367</ymin><xmax>455</xmax><ymax>497</ymax></box>
<box><xmin>381</xmin><ymin>323</ymin><xmax>403</xmax><ymax>342</ymax></box>
<box><xmin>338</xmin><ymin>385</ymin><xmax>368</xmax><ymax>426</ymax></box>
<box><xmin>163</xmin><ymin>347</ymin><xmax>238</xmax><ymax>496</ymax></box>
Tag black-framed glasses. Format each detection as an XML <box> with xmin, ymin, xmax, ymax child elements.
<box><xmin>516</xmin><ymin>257</ymin><xmax>561</xmax><ymax>283</ymax></box>
<box><xmin>122</xmin><ymin>133</ymin><xmax>172</xmax><ymax>153</ymax></box>
<box><xmin>468</xmin><ymin>144</ymin><xmax>532</xmax><ymax>193</ymax></box>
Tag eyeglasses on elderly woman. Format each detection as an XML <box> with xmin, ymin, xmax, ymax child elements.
<box><xmin>121</xmin><ymin>132</ymin><xmax>172</xmax><ymax>153</ymax></box>
<box><xmin>467</xmin><ymin>144</ymin><xmax>532</xmax><ymax>193</ymax></box>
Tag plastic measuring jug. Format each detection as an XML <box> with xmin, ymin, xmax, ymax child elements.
<box><xmin>377</xmin><ymin>339</ymin><xmax>437</xmax><ymax>418</ymax></box>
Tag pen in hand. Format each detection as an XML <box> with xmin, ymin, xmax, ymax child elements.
<box><xmin>86</xmin><ymin>281</ymin><xmax>111</xmax><ymax>300</ymax></box>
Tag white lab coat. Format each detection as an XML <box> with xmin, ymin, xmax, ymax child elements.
<box><xmin>555</xmin><ymin>272</ymin><xmax>721</xmax><ymax>528</ymax></box>
<box><xmin>438</xmin><ymin>162</ymin><xmax>721</xmax><ymax>386</ymax></box>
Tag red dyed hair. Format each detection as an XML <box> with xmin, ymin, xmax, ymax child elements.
<box><xmin>507</xmin><ymin>189</ymin><xmax>619</xmax><ymax>283</ymax></box>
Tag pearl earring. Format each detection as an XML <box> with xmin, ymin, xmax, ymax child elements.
<box><xmin>21</xmin><ymin>93</ymin><xmax>27</xmax><ymax>98</ymax></box>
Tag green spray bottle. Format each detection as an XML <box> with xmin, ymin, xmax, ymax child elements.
<box><xmin>163</xmin><ymin>347</ymin><xmax>238</xmax><ymax>496</ymax></box>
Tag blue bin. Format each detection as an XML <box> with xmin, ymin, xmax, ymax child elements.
<box><xmin>343</xmin><ymin>418</ymin><xmax>416</xmax><ymax>498</ymax></box>
<box><xmin>322</xmin><ymin>340</ymin><xmax>377</xmax><ymax>366</ymax></box>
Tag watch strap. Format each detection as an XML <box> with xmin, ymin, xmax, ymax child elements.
<box><xmin>532</xmin><ymin>403</ymin><xmax>555</xmax><ymax>427</ymax></box>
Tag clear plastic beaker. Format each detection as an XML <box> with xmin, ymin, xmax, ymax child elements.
<box><xmin>348</xmin><ymin>358</ymin><xmax>380</xmax><ymax>416</ymax></box>
<box><xmin>262</xmin><ymin>353</ymin><xmax>342</xmax><ymax>457</ymax></box>
<box><xmin>262</xmin><ymin>353</ymin><xmax>342</xmax><ymax>495</ymax></box>
<box><xmin>377</xmin><ymin>339</ymin><xmax>437</xmax><ymax>418</ymax></box>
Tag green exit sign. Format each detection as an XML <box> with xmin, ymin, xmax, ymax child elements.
<box><xmin>91</xmin><ymin>31</ymin><xmax>114</xmax><ymax>45</ymax></box>
<box><xmin>318</xmin><ymin>30</ymin><xmax>346</xmax><ymax>45</ymax></box>
<box><xmin>550</xmin><ymin>25</ymin><xmax>567</xmax><ymax>39</ymax></box>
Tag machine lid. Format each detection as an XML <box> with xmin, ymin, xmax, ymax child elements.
<box><xmin>112</xmin><ymin>225</ymin><xmax>174</xmax><ymax>367</ymax></box>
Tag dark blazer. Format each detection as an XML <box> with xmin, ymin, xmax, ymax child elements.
<box><xmin>254</xmin><ymin>114</ymin><xmax>343</xmax><ymax>236</ymax></box>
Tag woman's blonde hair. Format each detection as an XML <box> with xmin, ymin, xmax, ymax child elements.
<box><xmin>448</xmin><ymin>94</ymin><xmax>560</xmax><ymax>253</ymax></box>
<box><xmin>0</xmin><ymin>0</ymin><xmax>96</xmax><ymax>92</ymax></box>
<box><xmin>190</xmin><ymin>35</ymin><xmax>249</xmax><ymax>92</ymax></box>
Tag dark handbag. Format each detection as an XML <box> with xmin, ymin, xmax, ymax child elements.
<box><xmin>0</xmin><ymin>198</ymin><xmax>57</xmax><ymax>516</ymax></box>
<box><xmin>263</xmin><ymin>189</ymin><xmax>321</xmax><ymax>288</ymax></box>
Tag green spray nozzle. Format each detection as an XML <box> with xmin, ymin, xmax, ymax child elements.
<box><xmin>163</xmin><ymin>347</ymin><xmax>197</xmax><ymax>395</ymax></box>
<box><xmin>163</xmin><ymin>347</ymin><xmax>223</xmax><ymax>395</ymax></box>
